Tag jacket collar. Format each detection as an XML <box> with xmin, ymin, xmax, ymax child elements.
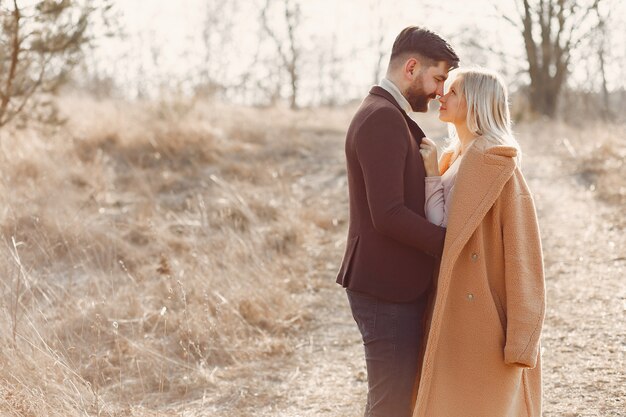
<box><xmin>369</xmin><ymin>85</ymin><xmax>405</xmax><ymax>112</ymax></box>
<box><xmin>379</xmin><ymin>78</ymin><xmax>413</xmax><ymax>114</ymax></box>
<box><xmin>369</xmin><ymin>86</ymin><xmax>426</xmax><ymax>139</ymax></box>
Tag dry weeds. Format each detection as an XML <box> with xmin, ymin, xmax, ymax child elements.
<box><xmin>0</xmin><ymin>99</ymin><xmax>623</xmax><ymax>416</ymax></box>
<box><xmin>0</xmin><ymin>96</ymin><xmax>350</xmax><ymax>415</ymax></box>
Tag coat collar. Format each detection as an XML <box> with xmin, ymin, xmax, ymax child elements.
<box><xmin>443</xmin><ymin>137</ymin><xmax>518</xmax><ymax>260</ymax></box>
<box><xmin>369</xmin><ymin>86</ymin><xmax>426</xmax><ymax>140</ymax></box>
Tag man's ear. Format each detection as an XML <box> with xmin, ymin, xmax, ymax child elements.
<box><xmin>406</xmin><ymin>58</ymin><xmax>421</xmax><ymax>80</ymax></box>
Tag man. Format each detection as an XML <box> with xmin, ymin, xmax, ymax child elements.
<box><xmin>336</xmin><ymin>27</ymin><xmax>459</xmax><ymax>417</ymax></box>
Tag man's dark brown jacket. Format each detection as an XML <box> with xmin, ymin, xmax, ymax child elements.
<box><xmin>336</xmin><ymin>86</ymin><xmax>446</xmax><ymax>302</ymax></box>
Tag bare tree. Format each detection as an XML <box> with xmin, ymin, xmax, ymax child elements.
<box><xmin>323</xmin><ymin>33</ymin><xmax>342</xmax><ymax>106</ymax></box>
<box><xmin>0</xmin><ymin>0</ymin><xmax>113</xmax><ymax>128</ymax></box>
<box><xmin>492</xmin><ymin>0</ymin><xmax>603</xmax><ymax>117</ymax></box>
<box><xmin>497</xmin><ymin>0</ymin><xmax>605</xmax><ymax>118</ymax></box>
<box><xmin>198</xmin><ymin>0</ymin><xmax>239</xmax><ymax>98</ymax></box>
<box><xmin>369</xmin><ymin>0</ymin><xmax>387</xmax><ymax>86</ymax></box>
<box><xmin>592</xmin><ymin>2</ymin><xmax>612</xmax><ymax>119</ymax></box>
<box><xmin>260</xmin><ymin>0</ymin><xmax>301</xmax><ymax>109</ymax></box>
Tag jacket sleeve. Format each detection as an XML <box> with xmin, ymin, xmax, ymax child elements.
<box><xmin>502</xmin><ymin>190</ymin><xmax>546</xmax><ymax>368</ymax></box>
<box><xmin>355</xmin><ymin>107</ymin><xmax>446</xmax><ymax>258</ymax></box>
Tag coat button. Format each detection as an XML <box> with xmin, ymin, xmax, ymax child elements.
<box><xmin>471</xmin><ymin>253</ymin><xmax>479</xmax><ymax>261</ymax></box>
<box><xmin>467</xmin><ymin>293</ymin><xmax>474</xmax><ymax>301</ymax></box>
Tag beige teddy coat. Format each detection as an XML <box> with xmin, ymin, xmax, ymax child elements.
<box><xmin>413</xmin><ymin>137</ymin><xmax>546</xmax><ymax>417</ymax></box>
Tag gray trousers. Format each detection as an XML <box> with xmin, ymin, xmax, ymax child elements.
<box><xmin>347</xmin><ymin>289</ymin><xmax>427</xmax><ymax>417</ymax></box>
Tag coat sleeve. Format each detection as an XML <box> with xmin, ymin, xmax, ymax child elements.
<box><xmin>355</xmin><ymin>107</ymin><xmax>446</xmax><ymax>258</ymax></box>
<box><xmin>502</xmin><ymin>190</ymin><xmax>546</xmax><ymax>368</ymax></box>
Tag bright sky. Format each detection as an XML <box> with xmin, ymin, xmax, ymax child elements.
<box><xmin>93</xmin><ymin>0</ymin><xmax>625</xmax><ymax>102</ymax></box>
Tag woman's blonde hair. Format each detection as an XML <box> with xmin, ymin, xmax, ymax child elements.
<box><xmin>445</xmin><ymin>67</ymin><xmax>521</xmax><ymax>162</ymax></box>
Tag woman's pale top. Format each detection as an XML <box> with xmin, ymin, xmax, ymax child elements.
<box><xmin>424</xmin><ymin>154</ymin><xmax>462</xmax><ymax>227</ymax></box>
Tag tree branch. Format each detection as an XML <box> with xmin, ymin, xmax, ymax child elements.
<box><xmin>567</xmin><ymin>0</ymin><xmax>603</xmax><ymax>48</ymax></box>
<box><xmin>491</xmin><ymin>1</ymin><xmax>521</xmax><ymax>30</ymax></box>
<box><xmin>260</xmin><ymin>0</ymin><xmax>290</xmax><ymax>69</ymax></box>
<box><xmin>521</xmin><ymin>0</ymin><xmax>539</xmax><ymax>82</ymax></box>
<box><xmin>1</xmin><ymin>55</ymin><xmax>48</xmax><ymax>127</ymax></box>
<box><xmin>0</xmin><ymin>0</ymin><xmax>20</xmax><ymax>126</ymax></box>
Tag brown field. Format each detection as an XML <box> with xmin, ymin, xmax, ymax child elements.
<box><xmin>0</xmin><ymin>97</ymin><xmax>623</xmax><ymax>416</ymax></box>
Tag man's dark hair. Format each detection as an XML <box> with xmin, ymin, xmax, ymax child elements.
<box><xmin>390</xmin><ymin>26</ymin><xmax>459</xmax><ymax>70</ymax></box>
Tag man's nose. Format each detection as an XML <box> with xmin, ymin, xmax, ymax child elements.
<box><xmin>436</xmin><ymin>84</ymin><xmax>444</xmax><ymax>97</ymax></box>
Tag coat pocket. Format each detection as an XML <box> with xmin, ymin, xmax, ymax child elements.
<box><xmin>484</xmin><ymin>281</ymin><xmax>506</xmax><ymax>339</ymax></box>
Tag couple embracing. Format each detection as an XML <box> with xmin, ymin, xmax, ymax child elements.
<box><xmin>336</xmin><ymin>27</ymin><xmax>546</xmax><ymax>417</ymax></box>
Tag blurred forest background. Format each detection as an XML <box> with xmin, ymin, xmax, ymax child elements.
<box><xmin>2</xmin><ymin>0</ymin><xmax>626</xmax><ymax>121</ymax></box>
<box><xmin>0</xmin><ymin>1</ymin><xmax>624</xmax><ymax>416</ymax></box>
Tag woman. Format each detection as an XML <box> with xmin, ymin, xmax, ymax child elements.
<box><xmin>414</xmin><ymin>68</ymin><xmax>546</xmax><ymax>417</ymax></box>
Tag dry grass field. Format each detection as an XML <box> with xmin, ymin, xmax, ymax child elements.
<box><xmin>0</xmin><ymin>96</ymin><xmax>623</xmax><ymax>416</ymax></box>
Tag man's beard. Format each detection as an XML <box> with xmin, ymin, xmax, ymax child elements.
<box><xmin>405</xmin><ymin>80</ymin><xmax>436</xmax><ymax>112</ymax></box>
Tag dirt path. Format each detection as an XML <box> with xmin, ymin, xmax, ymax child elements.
<box><xmin>187</xmin><ymin>121</ymin><xmax>625</xmax><ymax>417</ymax></box>
<box><xmin>518</xmin><ymin>124</ymin><xmax>625</xmax><ymax>417</ymax></box>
